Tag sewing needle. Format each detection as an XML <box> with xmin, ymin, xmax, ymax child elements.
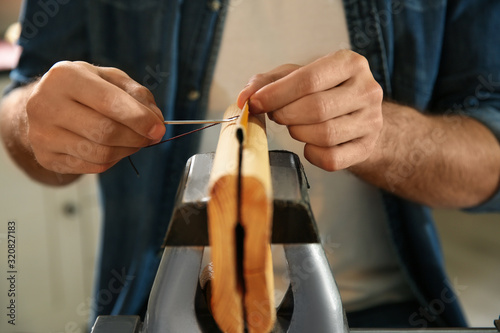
<box><xmin>163</xmin><ymin>115</ymin><xmax>240</xmax><ymax>125</ymax></box>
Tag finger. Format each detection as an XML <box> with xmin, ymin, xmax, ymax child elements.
<box><xmin>48</xmin><ymin>154</ymin><xmax>120</xmax><ymax>175</ymax></box>
<box><xmin>268</xmin><ymin>85</ymin><xmax>358</xmax><ymax>125</ymax></box>
<box><xmin>303</xmin><ymin>136</ymin><xmax>375</xmax><ymax>172</ymax></box>
<box><xmin>288</xmin><ymin>111</ymin><xmax>369</xmax><ymax>147</ymax></box>
<box><xmin>59</xmin><ymin>130</ymin><xmax>140</xmax><ymax>165</ymax></box>
<box><xmin>33</xmin><ymin>141</ymin><xmax>121</xmax><ymax>175</ymax></box>
<box><xmin>74</xmin><ymin>61</ymin><xmax>164</xmax><ymax>120</ymax></box>
<box><xmin>49</xmin><ymin>100</ymin><xmax>154</xmax><ymax>148</ymax></box>
<box><xmin>237</xmin><ymin>64</ymin><xmax>300</xmax><ymax>109</ymax></box>
<box><xmin>249</xmin><ymin>50</ymin><xmax>368</xmax><ymax>114</ymax></box>
<box><xmin>78</xmin><ymin>72</ymin><xmax>165</xmax><ymax>141</ymax></box>
<box><xmin>96</xmin><ymin>66</ymin><xmax>164</xmax><ymax>120</ymax></box>
<box><xmin>33</xmin><ymin>127</ymin><xmax>139</xmax><ymax>167</ymax></box>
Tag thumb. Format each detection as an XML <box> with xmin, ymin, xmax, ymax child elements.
<box><xmin>237</xmin><ymin>64</ymin><xmax>300</xmax><ymax>109</ymax></box>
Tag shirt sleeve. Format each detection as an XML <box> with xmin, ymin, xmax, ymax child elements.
<box><xmin>4</xmin><ymin>0</ymin><xmax>89</xmax><ymax>96</ymax></box>
<box><xmin>430</xmin><ymin>1</ymin><xmax>500</xmax><ymax>213</ymax></box>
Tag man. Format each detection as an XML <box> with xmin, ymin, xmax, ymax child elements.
<box><xmin>1</xmin><ymin>0</ymin><xmax>499</xmax><ymax>328</ymax></box>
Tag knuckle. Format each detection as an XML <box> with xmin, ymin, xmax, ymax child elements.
<box><xmin>372</xmin><ymin>109</ymin><xmax>384</xmax><ymax>131</ymax></box>
<box><xmin>359</xmin><ymin>139</ymin><xmax>371</xmax><ymax>157</ymax></box>
<box><xmin>349</xmin><ymin>52</ymin><xmax>370</xmax><ymax>71</ymax></box>
<box><xmin>306</xmin><ymin>145</ymin><xmax>345</xmax><ymax>172</ymax></box>
<box><xmin>92</xmin><ymin>162</ymin><xmax>114</xmax><ymax>174</ymax></box>
<box><xmin>297</xmin><ymin>71</ymin><xmax>322</xmax><ymax>94</ymax></box>
<box><xmin>94</xmin><ymin>144</ymin><xmax>115</xmax><ymax>164</ymax></box>
<box><xmin>272</xmin><ymin>64</ymin><xmax>298</xmax><ymax>79</ymax></box>
<box><xmin>26</xmin><ymin>91</ymin><xmax>42</xmax><ymax>116</ymax></box>
<box><xmin>331</xmin><ymin>49</ymin><xmax>354</xmax><ymax>66</ymax></box>
<box><xmin>250</xmin><ymin>67</ymin><xmax>292</xmax><ymax>85</ymax></box>
<box><xmin>354</xmin><ymin>138</ymin><xmax>373</xmax><ymax>164</ymax></box>
<box><xmin>82</xmin><ymin>119</ymin><xmax>116</xmax><ymax>145</ymax></box>
<box><xmin>96</xmin><ymin>118</ymin><xmax>117</xmax><ymax>142</ymax></box>
<box><xmin>324</xmin><ymin>123</ymin><xmax>338</xmax><ymax>146</ymax></box>
<box><xmin>72</xmin><ymin>60</ymin><xmax>94</xmax><ymax>71</ymax></box>
<box><xmin>27</xmin><ymin>84</ymin><xmax>60</xmax><ymax>122</ymax></box>
<box><xmin>36</xmin><ymin>154</ymin><xmax>52</xmax><ymax>170</ymax></box>
<box><xmin>361</xmin><ymin>90</ymin><xmax>383</xmax><ymax>132</ymax></box>
<box><xmin>355</xmin><ymin>140</ymin><xmax>373</xmax><ymax>165</ymax></box>
<box><xmin>50</xmin><ymin>160</ymin><xmax>69</xmax><ymax>174</ymax></box>
<box><xmin>288</xmin><ymin>126</ymin><xmax>300</xmax><ymax>141</ymax></box>
<box><xmin>322</xmin><ymin>153</ymin><xmax>343</xmax><ymax>172</ymax></box>
<box><xmin>98</xmin><ymin>89</ymin><xmax>120</xmax><ymax>112</ymax></box>
<box><xmin>271</xmin><ymin>112</ymin><xmax>282</xmax><ymax>124</ymax></box>
<box><xmin>249</xmin><ymin>73</ymin><xmax>266</xmax><ymax>84</ymax></box>
<box><xmin>336</xmin><ymin>48</ymin><xmax>352</xmax><ymax>57</ymax></box>
<box><xmin>272</xmin><ymin>109</ymin><xmax>292</xmax><ymax>124</ymax></box>
<box><xmin>279</xmin><ymin>63</ymin><xmax>299</xmax><ymax>71</ymax></box>
<box><xmin>27</xmin><ymin>126</ymin><xmax>41</xmax><ymax>144</ymax></box>
<box><xmin>102</xmin><ymin>66</ymin><xmax>127</xmax><ymax>77</ymax></box>
<box><xmin>46</xmin><ymin>61</ymin><xmax>75</xmax><ymax>80</ymax></box>
<box><xmin>72</xmin><ymin>60</ymin><xmax>87</xmax><ymax>66</ymax></box>
<box><xmin>128</xmin><ymin>84</ymin><xmax>153</xmax><ymax>102</ymax></box>
<box><xmin>50</xmin><ymin>60</ymin><xmax>73</xmax><ymax>71</ymax></box>
<box><xmin>311</xmin><ymin>94</ymin><xmax>329</xmax><ymax>122</ymax></box>
<box><xmin>33</xmin><ymin>148</ymin><xmax>59</xmax><ymax>172</ymax></box>
<box><xmin>366</xmin><ymin>80</ymin><xmax>383</xmax><ymax>103</ymax></box>
<box><xmin>27</xmin><ymin>127</ymin><xmax>50</xmax><ymax>151</ymax></box>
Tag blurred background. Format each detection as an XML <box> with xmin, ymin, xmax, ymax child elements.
<box><xmin>0</xmin><ymin>1</ymin><xmax>499</xmax><ymax>332</ymax></box>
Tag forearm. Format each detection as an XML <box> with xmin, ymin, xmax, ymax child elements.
<box><xmin>0</xmin><ymin>83</ymin><xmax>80</xmax><ymax>186</ymax></box>
<box><xmin>351</xmin><ymin>101</ymin><xmax>500</xmax><ymax>209</ymax></box>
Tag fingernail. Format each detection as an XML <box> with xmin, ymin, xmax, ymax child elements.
<box><xmin>148</xmin><ymin>123</ymin><xmax>164</xmax><ymax>140</ymax></box>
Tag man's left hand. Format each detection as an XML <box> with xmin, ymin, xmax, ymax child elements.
<box><xmin>237</xmin><ymin>50</ymin><xmax>383</xmax><ymax>171</ymax></box>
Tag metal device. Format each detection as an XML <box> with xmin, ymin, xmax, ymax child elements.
<box><xmin>91</xmin><ymin>151</ymin><xmax>500</xmax><ymax>333</ymax></box>
<box><xmin>146</xmin><ymin>150</ymin><xmax>348</xmax><ymax>332</ymax></box>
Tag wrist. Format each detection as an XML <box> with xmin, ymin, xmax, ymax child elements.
<box><xmin>1</xmin><ymin>85</ymin><xmax>34</xmax><ymax>159</ymax></box>
<box><xmin>348</xmin><ymin>101</ymin><xmax>430</xmax><ymax>192</ymax></box>
<box><xmin>349</xmin><ymin>101</ymin><xmax>398</xmax><ymax>175</ymax></box>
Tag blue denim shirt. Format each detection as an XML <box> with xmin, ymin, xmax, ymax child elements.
<box><xmin>7</xmin><ymin>0</ymin><xmax>500</xmax><ymax>328</ymax></box>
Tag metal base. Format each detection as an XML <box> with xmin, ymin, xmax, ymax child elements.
<box><xmin>141</xmin><ymin>243</ymin><xmax>348</xmax><ymax>333</ymax></box>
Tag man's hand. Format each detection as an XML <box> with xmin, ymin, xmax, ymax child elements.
<box><xmin>237</xmin><ymin>50</ymin><xmax>383</xmax><ymax>171</ymax></box>
<box><xmin>26</xmin><ymin>61</ymin><xmax>165</xmax><ymax>175</ymax></box>
<box><xmin>0</xmin><ymin>61</ymin><xmax>166</xmax><ymax>185</ymax></box>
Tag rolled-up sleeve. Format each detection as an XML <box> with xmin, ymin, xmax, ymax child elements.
<box><xmin>463</xmin><ymin>105</ymin><xmax>500</xmax><ymax>212</ymax></box>
<box><xmin>430</xmin><ymin>1</ymin><xmax>500</xmax><ymax>213</ymax></box>
<box><xmin>4</xmin><ymin>0</ymin><xmax>89</xmax><ymax>95</ymax></box>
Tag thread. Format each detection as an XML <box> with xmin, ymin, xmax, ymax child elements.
<box><xmin>128</xmin><ymin>122</ymin><xmax>220</xmax><ymax>177</ymax></box>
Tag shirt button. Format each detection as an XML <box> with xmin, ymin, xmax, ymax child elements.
<box><xmin>209</xmin><ymin>0</ymin><xmax>221</xmax><ymax>12</ymax></box>
<box><xmin>187</xmin><ymin>90</ymin><xmax>201</xmax><ymax>101</ymax></box>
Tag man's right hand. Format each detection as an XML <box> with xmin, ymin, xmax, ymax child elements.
<box><xmin>25</xmin><ymin>61</ymin><xmax>166</xmax><ymax>175</ymax></box>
